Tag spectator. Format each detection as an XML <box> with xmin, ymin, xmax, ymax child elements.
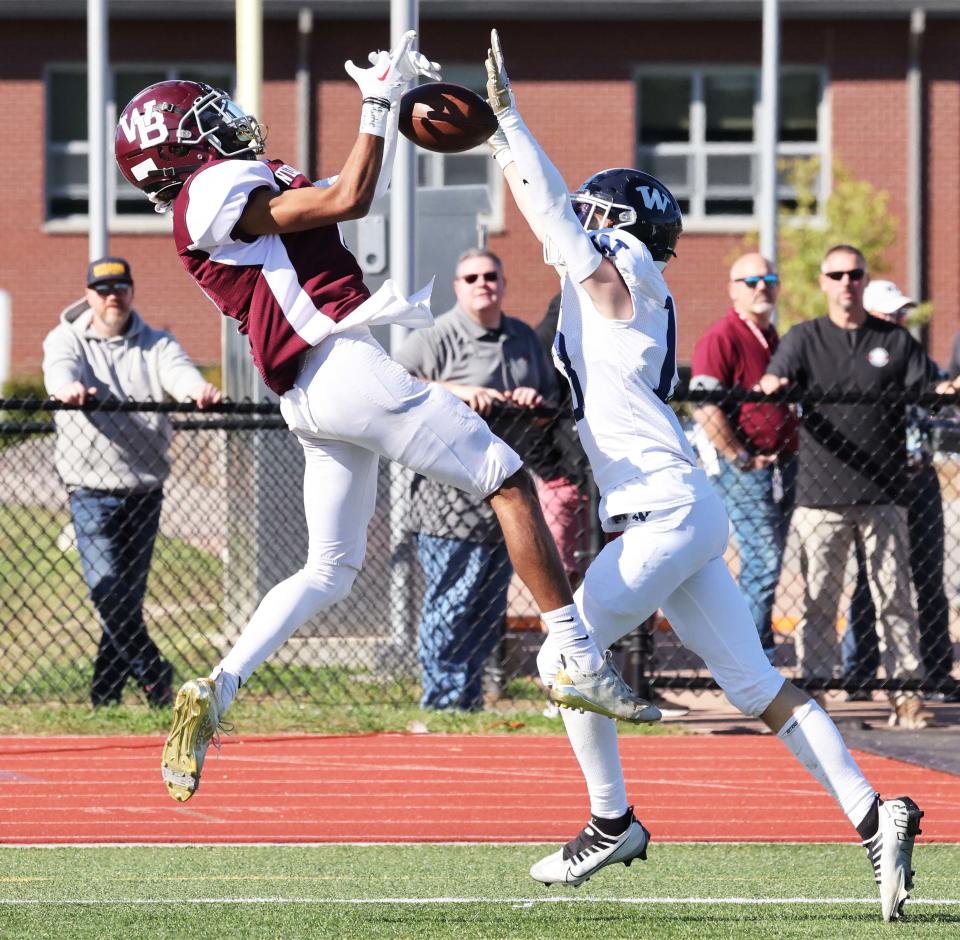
<box><xmin>690</xmin><ymin>252</ymin><xmax>799</xmax><ymax>662</ymax></box>
<box><xmin>395</xmin><ymin>249</ymin><xmax>558</xmax><ymax>710</ymax></box>
<box><xmin>534</xmin><ymin>293</ymin><xmax>592</xmax><ymax>589</ymax></box>
<box><xmin>758</xmin><ymin>245</ymin><xmax>956</xmax><ymax>728</ymax></box>
<box><xmin>42</xmin><ymin>256</ymin><xmax>221</xmax><ymax>708</ymax></box>
<box><xmin>842</xmin><ymin>280</ymin><xmax>958</xmax><ymax>704</ymax></box>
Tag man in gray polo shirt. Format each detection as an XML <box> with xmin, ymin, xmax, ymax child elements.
<box><xmin>395</xmin><ymin>248</ymin><xmax>558</xmax><ymax>709</ymax></box>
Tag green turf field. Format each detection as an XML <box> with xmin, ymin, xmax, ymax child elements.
<box><xmin>3</xmin><ymin>843</ymin><xmax>959</xmax><ymax>939</ymax></box>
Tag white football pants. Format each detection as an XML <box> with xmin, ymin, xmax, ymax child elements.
<box><xmin>218</xmin><ymin>328</ymin><xmax>521</xmax><ymax>684</ymax></box>
<box><xmin>538</xmin><ymin>491</ymin><xmax>784</xmax><ymax>717</ymax></box>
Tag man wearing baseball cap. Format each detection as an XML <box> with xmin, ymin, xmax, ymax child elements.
<box><xmin>863</xmin><ymin>279</ymin><xmax>917</xmax><ymax>324</ymax></box>
<box><xmin>42</xmin><ymin>256</ymin><xmax>221</xmax><ymax>708</ymax></box>
<box><xmin>843</xmin><ymin>277</ymin><xmax>958</xmax><ymax>705</ymax></box>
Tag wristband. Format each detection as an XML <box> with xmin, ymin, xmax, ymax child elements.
<box><xmin>360</xmin><ymin>96</ymin><xmax>391</xmax><ymax>137</ymax></box>
<box><xmin>733</xmin><ymin>450</ymin><xmax>752</xmax><ymax>471</ymax></box>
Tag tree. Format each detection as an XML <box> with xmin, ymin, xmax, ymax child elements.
<box><xmin>748</xmin><ymin>158</ymin><xmax>900</xmax><ymax>329</ymax></box>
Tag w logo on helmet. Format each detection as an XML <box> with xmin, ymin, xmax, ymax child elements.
<box><xmin>636</xmin><ymin>185</ymin><xmax>671</xmax><ymax>214</ymax></box>
<box><xmin>118</xmin><ymin>101</ymin><xmax>168</xmax><ymax>149</ymax></box>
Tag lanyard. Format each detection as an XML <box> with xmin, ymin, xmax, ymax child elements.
<box><xmin>738</xmin><ymin>313</ymin><xmax>771</xmax><ymax>353</ymax></box>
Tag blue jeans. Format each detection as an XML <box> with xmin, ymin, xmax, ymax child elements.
<box><xmin>713</xmin><ymin>456</ymin><xmax>797</xmax><ymax>661</ymax></box>
<box><xmin>416</xmin><ymin>534</ymin><xmax>513</xmax><ymax>710</ymax></box>
<box><xmin>842</xmin><ymin>464</ymin><xmax>953</xmax><ymax>685</ymax></box>
<box><xmin>69</xmin><ymin>488</ymin><xmax>165</xmax><ymax>705</ymax></box>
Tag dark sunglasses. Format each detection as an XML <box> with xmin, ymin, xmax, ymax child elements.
<box><xmin>735</xmin><ymin>274</ymin><xmax>779</xmax><ymax>288</ymax></box>
<box><xmin>460</xmin><ymin>271</ymin><xmax>499</xmax><ymax>284</ymax></box>
<box><xmin>824</xmin><ymin>268</ymin><xmax>865</xmax><ymax>282</ymax></box>
<box><xmin>92</xmin><ymin>282</ymin><xmax>131</xmax><ymax>295</ymax></box>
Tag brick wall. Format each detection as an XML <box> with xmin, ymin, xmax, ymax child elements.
<box><xmin>0</xmin><ymin>15</ymin><xmax>957</xmax><ymax>379</ymax></box>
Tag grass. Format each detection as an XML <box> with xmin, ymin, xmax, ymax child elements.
<box><xmin>0</xmin><ymin>697</ymin><xmax>690</xmax><ymax>737</ymax></box>
<box><xmin>1</xmin><ymin>843</ymin><xmax>958</xmax><ymax>939</ymax></box>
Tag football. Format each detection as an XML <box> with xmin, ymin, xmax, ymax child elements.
<box><xmin>398</xmin><ymin>82</ymin><xmax>498</xmax><ymax>154</ymax></box>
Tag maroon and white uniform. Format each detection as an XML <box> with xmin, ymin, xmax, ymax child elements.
<box><xmin>174</xmin><ymin>158</ymin><xmax>373</xmax><ymax>395</ymax></box>
<box><xmin>173</xmin><ymin>155</ymin><xmax>521</xmax><ymax>684</ymax></box>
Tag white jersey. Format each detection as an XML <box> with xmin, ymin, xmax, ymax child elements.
<box><xmin>553</xmin><ymin>229</ymin><xmax>713</xmax><ymax>529</ymax></box>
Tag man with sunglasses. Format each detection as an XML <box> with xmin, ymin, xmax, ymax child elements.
<box><xmin>395</xmin><ymin>248</ymin><xmax>559</xmax><ymax>710</ymax></box>
<box><xmin>758</xmin><ymin>245</ymin><xmax>954</xmax><ymax>727</ymax></box>
<box><xmin>42</xmin><ymin>256</ymin><xmax>221</xmax><ymax>708</ymax></box>
<box><xmin>691</xmin><ymin>252</ymin><xmax>799</xmax><ymax>662</ymax></box>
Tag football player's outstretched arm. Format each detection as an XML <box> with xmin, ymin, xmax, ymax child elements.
<box><xmin>485</xmin><ymin>30</ymin><xmax>632</xmax><ymax>320</ymax></box>
<box><xmin>238</xmin><ymin>31</ymin><xmax>439</xmax><ymax>236</ymax></box>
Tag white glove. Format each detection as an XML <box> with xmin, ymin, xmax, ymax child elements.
<box><xmin>345</xmin><ymin>30</ymin><xmax>441</xmax><ymax>102</ymax></box>
<box><xmin>346</xmin><ymin>31</ymin><xmax>441</xmax><ymax>136</ymax></box>
<box><xmin>485</xmin><ymin>28</ymin><xmax>514</xmax><ymax>114</ymax></box>
<box><xmin>394</xmin><ymin>46</ymin><xmax>441</xmax><ymax>83</ymax></box>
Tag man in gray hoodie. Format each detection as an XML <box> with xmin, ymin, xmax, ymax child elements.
<box><xmin>42</xmin><ymin>256</ymin><xmax>221</xmax><ymax>707</ymax></box>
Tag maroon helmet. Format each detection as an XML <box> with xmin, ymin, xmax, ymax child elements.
<box><xmin>115</xmin><ymin>79</ymin><xmax>266</xmax><ymax>210</ymax></box>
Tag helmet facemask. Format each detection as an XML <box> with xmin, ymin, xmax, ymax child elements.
<box><xmin>177</xmin><ymin>88</ymin><xmax>267</xmax><ymax>158</ymax></box>
<box><xmin>571</xmin><ymin>194</ymin><xmax>638</xmax><ymax>233</ymax></box>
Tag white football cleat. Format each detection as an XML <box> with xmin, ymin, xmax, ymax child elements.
<box><xmin>550</xmin><ymin>652</ymin><xmax>661</xmax><ymax>723</ymax></box>
<box><xmin>530</xmin><ymin>812</ymin><xmax>650</xmax><ymax>887</ymax></box>
<box><xmin>862</xmin><ymin>796</ymin><xmax>924</xmax><ymax>921</ymax></box>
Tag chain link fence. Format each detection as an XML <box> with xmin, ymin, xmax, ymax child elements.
<box><xmin>1</xmin><ymin>388</ymin><xmax>958</xmax><ymax>709</ymax></box>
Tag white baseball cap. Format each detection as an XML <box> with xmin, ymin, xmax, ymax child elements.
<box><xmin>863</xmin><ymin>279</ymin><xmax>916</xmax><ymax>315</ymax></box>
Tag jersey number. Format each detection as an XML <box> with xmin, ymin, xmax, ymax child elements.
<box><xmin>654</xmin><ymin>296</ymin><xmax>677</xmax><ymax>403</ymax></box>
<box><xmin>554</xmin><ymin>331</ymin><xmax>585</xmax><ymax>421</ymax></box>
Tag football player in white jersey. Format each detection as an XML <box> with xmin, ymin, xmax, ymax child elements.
<box><xmin>483</xmin><ymin>29</ymin><xmax>922</xmax><ymax>922</ymax></box>
<box><xmin>116</xmin><ymin>32</ymin><xmax>661</xmax><ymax>808</ymax></box>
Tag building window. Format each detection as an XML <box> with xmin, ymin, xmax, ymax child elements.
<box><xmin>46</xmin><ymin>64</ymin><xmax>234</xmax><ymax>222</ymax></box>
<box><xmin>635</xmin><ymin>67</ymin><xmax>827</xmax><ymax>225</ymax></box>
<box><xmin>414</xmin><ymin>64</ymin><xmax>504</xmax><ymax>232</ymax></box>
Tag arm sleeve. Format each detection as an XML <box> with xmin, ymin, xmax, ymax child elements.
<box><xmin>184</xmin><ymin>160</ymin><xmax>278</xmax><ymax>251</ymax></box>
<box><xmin>41</xmin><ymin>325</ymin><xmax>83</xmax><ymax>395</ymax></box>
<box><xmin>496</xmin><ymin>108</ymin><xmax>601</xmax><ymax>283</ymax></box>
<box><xmin>155</xmin><ymin>333</ymin><xmax>207</xmax><ymax>401</ymax></box>
<box><xmin>372</xmin><ymin>102</ymin><xmax>399</xmax><ymax>201</ymax></box>
<box><xmin>903</xmin><ymin>335</ymin><xmax>941</xmax><ymax>389</ymax></box>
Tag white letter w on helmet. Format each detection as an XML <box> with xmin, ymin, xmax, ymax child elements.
<box><xmin>118</xmin><ymin>100</ymin><xmax>168</xmax><ymax>148</ymax></box>
<box><xmin>636</xmin><ymin>185</ymin><xmax>670</xmax><ymax>213</ymax></box>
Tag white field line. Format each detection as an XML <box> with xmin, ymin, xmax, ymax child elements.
<box><xmin>5</xmin><ymin>840</ymin><xmax>928</xmax><ymax>848</ymax></box>
<box><xmin>8</xmin><ymin>840</ymin><xmax>960</xmax><ymax>848</ymax></box>
<box><xmin>2</xmin><ymin>896</ymin><xmax>960</xmax><ymax>907</ymax></box>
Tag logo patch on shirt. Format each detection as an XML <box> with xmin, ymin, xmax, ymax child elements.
<box><xmin>867</xmin><ymin>347</ymin><xmax>890</xmax><ymax>368</ymax></box>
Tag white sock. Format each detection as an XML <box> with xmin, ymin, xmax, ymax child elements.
<box><xmin>560</xmin><ymin>706</ymin><xmax>628</xmax><ymax>818</ymax></box>
<box><xmin>777</xmin><ymin>700</ymin><xmax>877</xmax><ymax>830</ymax></box>
<box><xmin>210</xmin><ymin>668</ymin><xmax>239</xmax><ymax>715</ymax></box>
<box><xmin>542</xmin><ymin>604</ymin><xmax>604</xmax><ymax>672</ymax></box>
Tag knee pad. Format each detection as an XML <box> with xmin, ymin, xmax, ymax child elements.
<box><xmin>301</xmin><ymin>561</ymin><xmax>357</xmax><ymax>607</ymax></box>
<box><xmin>536</xmin><ymin>637</ymin><xmax>562</xmax><ymax>686</ymax></box>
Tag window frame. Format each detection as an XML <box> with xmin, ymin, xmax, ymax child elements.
<box><xmin>44</xmin><ymin>62</ymin><xmax>236</xmax><ymax>234</ymax></box>
<box><xmin>634</xmin><ymin>64</ymin><xmax>831</xmax><ymax>232</ymax></box>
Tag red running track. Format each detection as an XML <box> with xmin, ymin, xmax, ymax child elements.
<box><xmin>1</xmin><ymin>733</ymin><xmax>958</xmax><ymax>844</ymax></box>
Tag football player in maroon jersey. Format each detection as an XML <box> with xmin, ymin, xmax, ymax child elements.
<box><xmin>116</xmin><ymin>31</ymin><xmax>658</xmax><ymax>805</ymax></box>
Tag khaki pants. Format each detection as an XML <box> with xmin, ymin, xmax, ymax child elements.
<box><xmin>792</xmin><ymin>504</ymin><xmax>923</xmax><ymax>681</ymax></box>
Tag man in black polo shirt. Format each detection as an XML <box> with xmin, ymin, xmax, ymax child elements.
<box><xmin>759</xmin><ymin>244</ymin><xmax>955</xmax><ymax>728</ymax></box>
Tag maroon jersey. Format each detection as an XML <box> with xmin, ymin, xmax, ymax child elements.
<box><xmin>173</xmin><ymin>158</ymin><xmax>371</xmax><ymax>394</ymax></box>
